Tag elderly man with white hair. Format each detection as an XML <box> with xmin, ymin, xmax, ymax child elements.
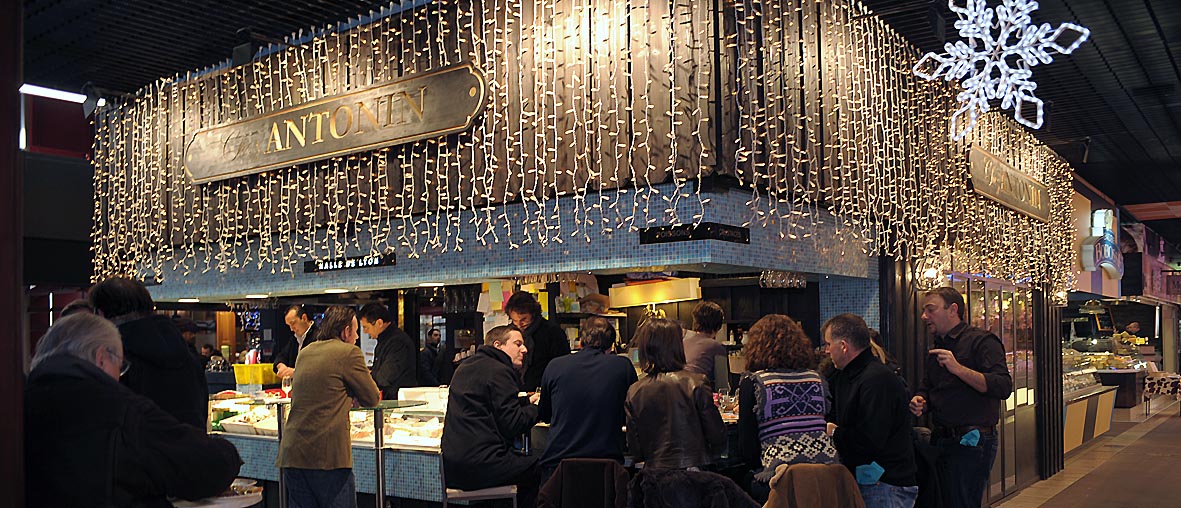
<box><xmin>25</xmin><ymin>313</ymin><xmax>242</xmax><ymax>508</ymax></box>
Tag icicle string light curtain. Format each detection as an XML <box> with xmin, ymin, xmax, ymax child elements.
<box><xmin>725</xmin><ymin>0</ymin><xmax>1075</xmax><ymax>302</ymax></box>
<box><xmin>92</xmin><ymin>0</ymin><xmax>1075</xmax><ymax>302</ymax></box>
<box><xmin>91</xmin><ymin>0</ymin><xmax>715</xmax><ymax>280</ymax></box>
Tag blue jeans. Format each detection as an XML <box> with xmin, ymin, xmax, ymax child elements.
<box><xmin>283</xmin><ymin>468</ymin><xmax>358</xmax><ymax>508</ymax></box>
<box><xmin>859</xmin><ymin>482</ymin><xmax>919</xmax><ymax>508</ymax></box>
<box><xmin>935</xmin><ymin>432</ymin><xmax>998</xmax><ymax>508</ymax></box>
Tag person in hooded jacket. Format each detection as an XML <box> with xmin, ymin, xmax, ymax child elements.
<box><xmin>89</xmin><ymin>277</ymin><xmax>209</xmax><ymax>429</ymax></box>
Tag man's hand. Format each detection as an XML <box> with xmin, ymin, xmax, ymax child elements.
<box><xmin>930</xmin><ymin>348</ymin><xmax>990</xmax><ymax>393</ymax></box>
<box><xmin>928</xmin><ymin>348</ymin><xmax>963</xmax><ymax>374</ymax></box>
<box><xmin>276</xmin><ymin>364</ymin><xmax>295</xmax><ymax>379</ymax></box>
<box><xmin>826</xmin><ymin>422</ymin><xmax>837</xmax><ymax>437</ymax></box>
<box><xmin>909</xmin><ymin>395</ymin><xmax>927</xmax><ymax>417</ymax></box>
<box><xmin>528</xmin><ymin>392</ymin><xmax>541</xmax><ymax>405</ymax></box>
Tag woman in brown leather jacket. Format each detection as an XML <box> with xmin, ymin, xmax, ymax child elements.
<box><xmin>625</xmin><ymin>318</ymin><xmax>726</xmax><ymax>469</ymax></box>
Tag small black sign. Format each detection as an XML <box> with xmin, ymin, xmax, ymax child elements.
<box><xmin>304</xmin><ymin>252</ymin><xmax>397</xmax><ymax>273</ymax></box>
<box><xmin>639</xmin><ymin>222</ymin><xmax>750</xmax><ymax>245</ymax></box>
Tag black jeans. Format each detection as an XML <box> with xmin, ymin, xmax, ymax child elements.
<box><xmin>934</xmin><ymin>433</ymin><xmax>998</xmax><ymax>508</ymax></box>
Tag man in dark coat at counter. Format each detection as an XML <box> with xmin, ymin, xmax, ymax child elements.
<box><xmin>538</xmin><ymin>316</ymin><xmax>637</xmax><ymax>484</ymax></box>
<box><xmin>26</xmin><ymin>313</ymin><xmax>243</xmax><ymax>508</ymax></box>
<box><xmin>419</xmin><ymin>327</ymin><xmax>442</xmax><ymax>386</ymax></box>
<box><xmin>505</xmin><ymin>291</ymin><xmax>570</xmax><ymax>391</ymax></box>
<box><xmin>442</xmin><ymin>324</ymin><xmax>541</xmax><ymax>507</ymax></box>
<box><xmin>824</xmin><ymin>313</ymin><xmax>918</xmax><ymax>508</ymax></box>
<box><xmin>89</xmin><ymin>277</ymin><xmax>208</xmax><ymax>429</ymax></box>
<box><xmin>361</xmin><ymin>303</ymin><xmax>419</xmax><ymax>399</ymax></box>
<box><xmin>274</xmin><ymin>304</ymin><xmax>318</xmax><ymax>379</ymax></box>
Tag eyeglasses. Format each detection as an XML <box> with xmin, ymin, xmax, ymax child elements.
<box><xmin>107</xmin><ymin>348</ymin><xmax>131</xmax><ymax>377</ymax></box>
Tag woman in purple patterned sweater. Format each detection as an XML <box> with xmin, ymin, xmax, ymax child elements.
<box><xmin>737</xmin><ymin>314</ymin><xmax>840</xmax><ymax>501</ymax></box>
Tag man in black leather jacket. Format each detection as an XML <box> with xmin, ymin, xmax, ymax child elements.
<box><xmin>89</xmin><ymin>277</ymin><xmax>208</xmax><ymax>429</ymax></box>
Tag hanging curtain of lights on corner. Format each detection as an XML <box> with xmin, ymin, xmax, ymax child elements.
<box><xmin>726</xmin><ymin>0</ymin><xmax>1074</xmax><ymax>301</ymax></box>
<box><xmin>91</xmin><ymin>0</ymin><xmax>1075</xmax><ymax>301</ymax></box>
<box><xmin>91</xmin><ymin>0</ymin><xmax>715</xmax><ymax>281</ymax></box>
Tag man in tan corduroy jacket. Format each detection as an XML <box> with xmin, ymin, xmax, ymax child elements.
<box><xmin>277</xmin><ymin>306</ymin><xmax>381</xmax><ymax>508</ymax></box>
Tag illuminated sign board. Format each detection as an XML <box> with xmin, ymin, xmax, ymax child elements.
<box><xmin>1081</xmin><ymin>209</ymin><xmax>1123</xmax><ymax>278</ymax></box>
<box><xmin>967</xmin><ymin>145</ymin><xmax>1050</xmax><ymax>222</ymax></box>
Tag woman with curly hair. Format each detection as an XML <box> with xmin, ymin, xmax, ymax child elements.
<box><xmin>737</xmin><ymin>314</ymin><xmax>839</xmax><ymax>501</ymax></box>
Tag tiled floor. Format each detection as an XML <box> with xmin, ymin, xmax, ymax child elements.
<box><xmin>996</xmin><ymin>398</ymin><xmax>1180</xmax><ymax>508</ymax></box>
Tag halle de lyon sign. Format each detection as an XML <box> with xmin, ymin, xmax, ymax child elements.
<box><xmin>184</xmin><ymin>63</ymin><xmax>486</xmax><ymax>184</ymax></box>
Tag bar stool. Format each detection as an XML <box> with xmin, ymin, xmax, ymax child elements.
<box><xmin>438</xmin><ymin>450</ymin><xmax>518</xmax><ymax>508</ymax></box>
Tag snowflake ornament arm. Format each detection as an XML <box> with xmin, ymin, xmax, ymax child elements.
<box><xmin>913</xmin><ymin>0</ymin><xmax>1090</xmax><ymax>141</ymax></box>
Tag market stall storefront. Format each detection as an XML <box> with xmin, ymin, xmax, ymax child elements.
<box><xmin>88</xmin><ymin>0</ymin><xmax>1080</xmax><ymax>505</ymax></box>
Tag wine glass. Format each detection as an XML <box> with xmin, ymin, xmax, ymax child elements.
<box><xmin>281</xmin><ymin>376</ymin><xmax>293</xmax><ymax>399</ymax></box>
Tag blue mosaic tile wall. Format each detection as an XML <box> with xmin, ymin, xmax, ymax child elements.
<box><xmin>819</xmin><ymin>275</ymin><xmax>880</xmax><ymax>331</ymax></box>
<box><xmin>222</xmin><ymin>434</ymin><xmax>445</xmax><ymax>501</ymax></box>
<box><xmin>150</xmin><ymin>183</ymin><xmax>879</xmax><ymax>302</ymax></box>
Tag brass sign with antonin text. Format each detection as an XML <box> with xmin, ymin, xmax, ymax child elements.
<box><xmin>967</xmin><ymin>145</ymin><xmax>1050</xmax><ymax>222</ymax></box>
<box><xmin>184</xmin><ymin>63</ymin><xmax>486</xmax><ymax>184</ymax></box>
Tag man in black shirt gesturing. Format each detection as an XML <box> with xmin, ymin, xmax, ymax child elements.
<box><xmin>911</xmin><ymin>287</ymin><xmax>1013</xmax><ymax>508</ymax></box>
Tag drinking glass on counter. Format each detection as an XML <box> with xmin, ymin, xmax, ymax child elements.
<box><xmin>281</xmin><ymin>375</ymin><xmax>293</xmax><ymax>398</ymax></box>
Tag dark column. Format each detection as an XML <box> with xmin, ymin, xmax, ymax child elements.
<box><xmin>1</xmin><ymin>1</ymin><xmax>26</xmax><ymax>504</ymax></box>
<box><xmin>1034</xmin><ymin>286</ymin><xmax>1064</xmax><ymax>478</ymax></box>
<box><xmin>879</xmin><ymin>248</ymin><xmax>928</xmax><ymax>396</ymax></box>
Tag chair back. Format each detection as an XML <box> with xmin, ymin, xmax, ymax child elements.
<box><xmin>765</xmin><ymin>463</ymin><xmax>865</xmax><ymax>508</ymax></box>
<box><xmin>538</xmin><ymin>458</ymin><xmax>628</xmax><ymax>508</ymax></box>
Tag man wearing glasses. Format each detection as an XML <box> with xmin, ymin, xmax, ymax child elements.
<box><xmin>911</xmin><ymin>287</ymin><xmax>1013</xmax><ymax>508</ymax></box>
<box><xmin>25</xmin><ymin>313</ymin><xmax>243</xmax><ymax>507</ymax></box>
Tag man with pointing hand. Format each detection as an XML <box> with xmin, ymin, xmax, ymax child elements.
<box><xmin>911</xmin><ymin>287</ymin><xmax>1012</xmax><ymax>508</ymax></box>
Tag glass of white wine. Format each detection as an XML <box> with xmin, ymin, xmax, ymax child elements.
<box><xmin>281</xmin><ymin>376</ymin><xmax>293</xmax><ymax>399</ymax></box>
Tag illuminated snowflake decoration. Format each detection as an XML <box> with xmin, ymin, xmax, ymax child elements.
<box><xmin>913</xmin><ymin>0</ymin><xmax>1090</xmax><ymax>140</ymax></box>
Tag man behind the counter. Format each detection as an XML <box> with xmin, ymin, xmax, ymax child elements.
<box><xmin>442</xmin><ymin>324</ymin><xmax>541</xmax><ymax>507</ymax></box>
<box><xmin>505</xmin><ymin>291</ymin><xmax>570</xmax><ymax>391</ymax></box>
<box><xmin>683</xmin><ymin>300</ymin><xmax>729</xmax><ymax>387</ymax></box>
<box><xmin>274</xmin><ymin>305</ymin><xmax>317</xmax><ymax>379</ymax></box>
<box><xmin>910</xmin><ymin>287</ymin><xmax>1013</xmax><ymax>508</ymax></box>
<box><xmin>360</xmin><ymin>303</ymin><xmax>419</xmax><ymax>399</ymax></box>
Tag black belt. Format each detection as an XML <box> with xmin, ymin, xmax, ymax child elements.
<box><xmin>935</xmin><ymin>425</ymin><xmax>995</xmax><ymax>438</ymax></box>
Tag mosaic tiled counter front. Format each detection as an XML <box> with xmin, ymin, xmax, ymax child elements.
<box><xmin>220</xmin><ymin>433</ymin><xmax>444</xmax><ymax>502</ymax></box>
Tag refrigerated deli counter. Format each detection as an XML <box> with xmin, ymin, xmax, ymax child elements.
<box><xmin>209</xmin><ymin>387</ymin><xmax>448</xmax><ymax>502</ymax></box>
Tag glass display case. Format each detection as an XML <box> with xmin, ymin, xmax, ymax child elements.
<box><xmin>209</xmin><ymin>388</ymin><xmax>447</xmax><ymax>450</ymax></box>
<box><xmin>1062</xmin><ymin>347</ymin><xmax>1099</xmax><ymax>393</ymax></box>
